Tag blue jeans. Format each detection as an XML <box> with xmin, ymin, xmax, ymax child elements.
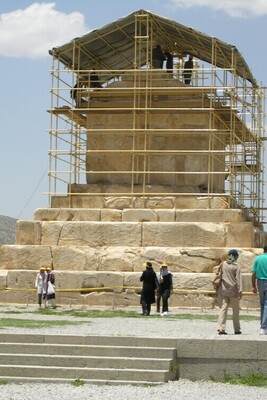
<box><xmin>257</xmin><ymin>279</ymin><xmax>267</xmax><ymax>330</ymax></box>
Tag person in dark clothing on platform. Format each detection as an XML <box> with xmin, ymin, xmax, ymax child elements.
<box><xmin>152</xmin><ymin>45</ymin><xmax>166</xmax><ymax>69</ymax></box>
<box><xmin>165</xmin><ymin>52</ymin><xmax>174</xmax><ymax>74</ymax></box>
<box><xmin>140</xmin><ymin>262</ymin><xmax>158</xmax><ymax>315</ymax></box>
<box><xmin>90</xmin><ymin>69</ymin><xmax>102</xmax><ymax>88</ymax></box>
<box><xmin>158</xmin><ymin>263</ymin><xmax>173</xmax><ymax>316</ymax></box>
<box><xmin>183</xmin><ymin>55</ymin><xmax>194</xmax><ymax>85</ymax></box>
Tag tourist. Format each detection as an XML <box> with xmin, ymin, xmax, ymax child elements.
<box><xmin>158</xmin><ymin>262</ymin><xmax>173</xmax><ymax>316</ymax></box>
<box><xmin>44</xmin><ymin>267</ymin><xmax>57</xmax><ymax>309</ymax></box>
<box><xmin>35</xmin><ymin>267</ymin><xmax>46</xmax><ymax>308</ymax></box>
<box><xmin>251</xmin><ymin>245</ymin><xmax>267</xmax><ymax>335</ymax></box>
<box><xmin>140</xmin><ymin>261</ymin><xmax>158</xmax><ymax>315</ymax></box>
<box><xmin>217</xmin><ymin>249</ymin><xmax>242</xmax><ymax>335</ymax></box>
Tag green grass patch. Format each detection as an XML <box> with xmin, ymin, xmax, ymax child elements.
<box><xmin>166</xmin><ymin>313</ymin><xmax>259</xmax><ymax>322</ymax></box>
<box><xmin>71</xmin><ymin>378</ymin><xmax>85</xmax><ymax>387</ymax></box>
<box><xmin>0</xmin><ymin>308</ymin><xmax>260</xmax><ymax>321</ymax></box>
<box><xmin>0</xmin><ymin>318</ymin><xmax>85</xmax><ymax>330</ymax></box>
<box><xmin>0</xmin><ymin>379</ymin><xmax>8</xmax><ymax>385</ymax></box>
<box><xmin>215</xmin><ymin>372</ymin><xmax>267</xmax><ymax>387</ymax></box>
<box><xmin>34</xmin><ymin>309</ymin><xmax>141</xmax><ymax>318</ymax></box>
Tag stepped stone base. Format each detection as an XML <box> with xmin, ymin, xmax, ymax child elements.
<box><xmin>0</xmin><ymin>203</ymin><xmax>265</xmax><ymax>309</ymax></box>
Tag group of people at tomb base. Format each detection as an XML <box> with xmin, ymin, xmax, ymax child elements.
<box><xmin>34</xmin><ymin>246</ymin><xmax>267</xmax><ymax>336</ymax></box>
<box><xmin>140</xmin><ymin>247</ymin><xmax>267</xmax><ymax>336</ymax></box>
<box><xmin>140</xmin><ymin>261</ymin><xmax>173</xmax><ymax>316</ymax></box>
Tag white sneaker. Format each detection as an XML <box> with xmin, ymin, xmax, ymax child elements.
<box><xmin>161</xmin><ymin>311</ymin><xmax>168</xmax><ymax>316</ymax></box>
<box><xmin>260</xmin><ymin>328</ymin><xmax>267</xmax><ymax>335</ymax></box>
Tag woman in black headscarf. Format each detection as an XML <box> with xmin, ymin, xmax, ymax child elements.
<box><xmin>140</xmin><ymin>261</ymin><xmax>158</xmax><ymax>316</ymax></box>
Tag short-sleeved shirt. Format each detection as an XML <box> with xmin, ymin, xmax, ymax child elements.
<box><xmin>252</xmin><ymin>253</ymin><xmax>267</xmax><ymax>280</ymax></box>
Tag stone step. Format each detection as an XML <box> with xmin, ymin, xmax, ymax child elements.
<box><xmin>0</xmin><ymin>343</ymin><xmax>176</xmax><ymax>359</ymax></box>
<box><xmin>16</xmin><ymin>220</ymin><xmax>255</xmax><ymax>247</ymax></box>
<box><xmin>34</xmin><ymin>208</ymin><xmax>246</xmax><ymax>223</ymax></box>
<box><xmin>0</xmin><ymin>333</ymin><xmax>176</xmax><ymax>347</ymax></box>
<box><xmin>0</xmin><ymin>353</ymin><xmax>173</xmax><ymax>370</ymax></box>
<box><xmin>0</xmin><ymin>246</ymin><xmax>258</xmax><ymax>273</ymax></box>
<box><xmin>0</xmin><ymin>365</ymin><xmax>174</xmax><ymax>383</ymax></box>
<box><xmin>50</xmin><ymin>193</ymin><xmax>230</xmax><ymax>210</ymax></box>
<box><xmin>0</xmin><ymin>376</ymin><xmax>163</xmax><ymax>385</ymax></box>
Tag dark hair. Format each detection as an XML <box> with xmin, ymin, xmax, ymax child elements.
<box><xmin>146</xmin><ymin>261</ymin><xmax>152</xmax><ymax>268</ymax></box>
<box><xmin>228</xmin><ymin>249</ymin><xmax>239</xmax><ymax>257</ymax></box>
<box><xmin>263</xmin><ymin>246</ymin><xmax>267</xmax><ymax>253</ymax></box>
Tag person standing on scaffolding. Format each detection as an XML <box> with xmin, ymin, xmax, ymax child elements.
<box><xmin>152</xmin><ymin>45</ymin><xmax>166</xmax><ymax>68</ymax></box>
<box><xmin>183</xmin><ymin>55</ymin><xmax>194</xmax><ymax>85</ymax></box>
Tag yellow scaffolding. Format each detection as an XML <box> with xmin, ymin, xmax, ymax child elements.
<box><xmin>47</xmin><ymin>12</ymin><xmax>265</xmax><ymax>225</ymax></box>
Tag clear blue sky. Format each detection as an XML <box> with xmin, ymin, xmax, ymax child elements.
<box><xmin>0</xmin><ymin>0</ymin><xmax>266</xmax><ymax>220</ymax></box>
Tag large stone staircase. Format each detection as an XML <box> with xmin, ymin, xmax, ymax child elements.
<box><xmin>0</xmin><ymin>333</ymin><xmax>177</xmax><ymax>385</ymax></box>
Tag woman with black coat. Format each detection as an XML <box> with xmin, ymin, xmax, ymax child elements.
<box><xmin>140</xmin><ymin>262</ymin><xmax>158</xmax><ymax>315</ymax></box>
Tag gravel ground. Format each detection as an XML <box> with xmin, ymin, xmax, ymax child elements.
<box><xmin>0</xmin><ymin>305</ymin><xmax>266</xmax><ymax>399</ymax></box>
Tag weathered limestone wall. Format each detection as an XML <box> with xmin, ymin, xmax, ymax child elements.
<box><xmin>0</xmin><ymin>244</ymin><xmax>259</xmax><ymax>273</ymax></box>
<box><xmin>86</xmin><ymin>72</ymin><xmax>225</xmax><ymax>192</ymax></box>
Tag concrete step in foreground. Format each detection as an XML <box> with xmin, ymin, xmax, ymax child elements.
<box><xmin>0</xmin><ymin>334</ymin><xmax>177</xmax><ymax>385</ymax></box>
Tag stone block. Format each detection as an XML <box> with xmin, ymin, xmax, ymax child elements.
<box><xmin>156</xmin><ymin>210</ymin><xmax>175</xmax><ymax>221</ymax></box>
<box><xmin>173</xmin><ymin>273</ymin><xmax>212</xmax><ymax>291</ymax></box>
<box><xmin>0</xmin><ymin>245</ymin><xmax>52</xmax><ymax>269</ymax></box>
<box><xmin>52</xmin><ymin>246</ymin><xmax>98</xmax><ymax>271</ymax></box>
<box><xmin>122</xmin><ymin>209</ymin><xmax>157</xmax><ymax>222</ymax></box>
<box><xmin>40</xmin><ymin>222</ymin><xmax>142</xmax><ymax>246</ymax></box>
<box><xmin>71</xmin><ymin>196</ymin><xmax>104</xmax><ymax>208</ymax></box>
<box><xmin>7</xmin><ymin>270</ymin><xmax>36</xmax><ymax>290</ymax></box>
<box><xmin>177</xmin><ymin>339</ymin><xmax>213</xmax><ymax>358</ymax></box>
<box><xmin>146</xmin><ymin>197</ymin><xmax>174</xmax><ymax>209</ymax></box>
<box><xmin>212</xmin><ymin>340</ymin><xmax>257</xmax><ymax>359</ymax></box>
<box><xmin>101</xmin><ymin>209</ymin><xmax>122</xmax><ymax>221</ymax></box>
<box><xmin>142</xmin><ymin>222</ymin><xmax>225</xmax><ymax>247</ymax></box>
<box><xmin>104</xmin><ymin>197</ymin><xmax>133</xmax><ymax>209</ymax></box>
<box><xmin>0</xmin><ymin>270</ymin><xmax>7</xmax><ymax>288</ymax></box>
<box><xmin>178</xmin><ymin>359</ymin><xmax>241</xmax><ymax>381</ymax></box>
<box><xmin>16</xmin><ymin>221</ymin><xmax>41</xmax><ymax>245</ymax></box>
<box><xmin>97</xmin><ymin>248</ymin><xmax>136</xmax><ymax>272</ymax></box>
<box><xmin>81</xmin><ymin>271</ymin><xmax>124</xmax><ymax>293</ymax></box>
<box><xmin>35</xmin><ymin>208</ymin><xmax>101</xmax><ymax>222</ymax></box>
<box><xmin>175</xmin><ymin>209</ymin><xmax>244</xmax><ymax>223</ymax></box>
<box><xmin>226</xmin><ymin>222</ymin><xmax>254</xmax><ymax>247</ymax></box>
<box><xmin>174</xmin><ymin>196</ymin><xmax>228</xmax><ymax>209</ymax></box>
<box><xmin>51</xmin><ymin>196</ymin><xmax>69</xmax><ymax>208</ymax></box>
